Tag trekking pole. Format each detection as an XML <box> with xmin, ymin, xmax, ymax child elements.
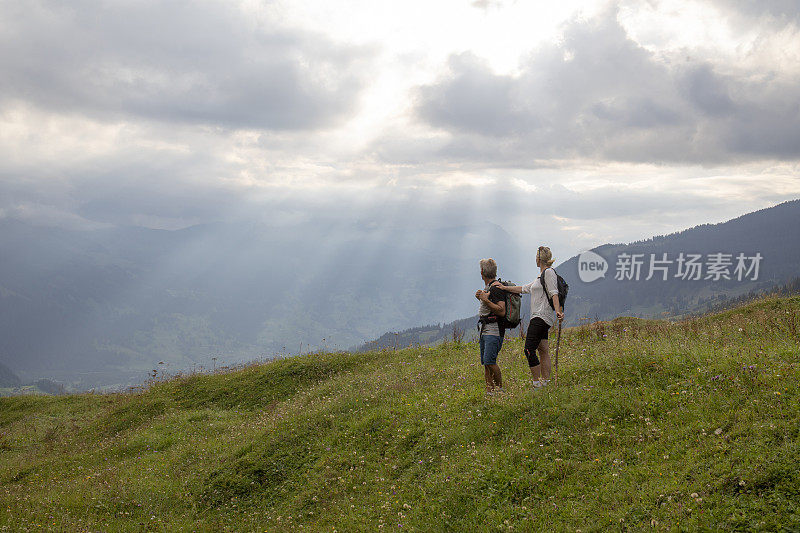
<box><xmin>553</xmin><ymin>318</ymin><xmax>563</xmax><ymax>385</ymax></box>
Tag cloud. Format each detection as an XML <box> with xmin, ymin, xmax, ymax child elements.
<box><xmin>416</xmin><ymin>53</ymin><xmax>539</xmax><ymax>137</ymax></box>
<box><xmin>412</xmin><ymin>6</ymin><xmax>800</xmax><ymax>165</ymax></box>
<box><xmin>0</xmin><ymin>151</ymin><xmax>241</xmax><ymax>230</ymax></box>
<box><xmin>471</xmin><ymin>0</ymin><xmax>504</xmax><ymax>11</ymax></box>
<box><xmin>0</xmin><ymin>0</ymin><xmax>797</xmax><ymax>245</ymax></box>
<box><xmin>0</xmin><ymin>1</ymin><xmax>371</xmax><ymax>130</ymax></box>
<box><xmin>710</xmin><ymin>0</ymin><xmax>800</xmax><ymax>25</ymax></box>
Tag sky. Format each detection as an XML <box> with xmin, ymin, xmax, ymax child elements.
<box><xmin>1</xmin><ymin>0</ymin><xmax>799</xmax><ymax>260</ymax></box>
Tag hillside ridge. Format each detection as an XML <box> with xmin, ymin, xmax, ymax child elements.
<box><xmin>1</xmin><ymin>295</ymin><xmax>798</xmax><ymax>530</ymax></box>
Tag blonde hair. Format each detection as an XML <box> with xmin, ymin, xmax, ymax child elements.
<box><xmin>479</xmin><ymin>258</ymin><xmax>497</xmax><ymax>279</ymax></box>
<box><xmin>537</xmin><ymin>246</ymin><xmax>555</xmax><ymax>268</ymax></box>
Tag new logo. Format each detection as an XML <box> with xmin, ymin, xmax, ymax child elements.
<box><xmin>578</xmin><ymin>250</ymin><xmax>608</xmax><ymax>283</ymax></box>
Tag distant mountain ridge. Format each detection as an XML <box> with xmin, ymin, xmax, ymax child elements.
<box><xmin>0</xmin><ymin>361</ymin><xmax>20</xmax><ymax>387</ymax></box>
<box><xmin>0</xmin><ymin>218</ymin><xmax>526</xmax><ymax>389</ymax></box>
<box><xmin>359</xmin><ymin>199</ymin><xmax>800</xmax><ymax>350</ymax></box>
<box><xmin>558</xmin><ymin>199</ymin><xmax>800</xmax><ymax>323</ymax></box>
<box><xmin>2</xmin><ymin>200</ymin><xmax>797</xmax><ymax>390</ymax></box>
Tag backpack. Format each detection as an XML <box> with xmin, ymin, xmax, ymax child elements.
<box><xmin>539</xmin><ymin>268</ymin><xmax>569</xmax><ymax>310</ymax></box>
<box><xmin>492</xmin><ymin>279</ymin><xmax>522</xmax><ymax>329</ymax></box>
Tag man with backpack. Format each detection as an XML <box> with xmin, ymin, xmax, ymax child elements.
<box><xmin>475</xmin><ymin>258</ymin><xmax>507</xmax><ymax>393</ymax></box>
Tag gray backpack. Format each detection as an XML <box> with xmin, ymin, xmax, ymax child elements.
<box><xmin>493</xmin><ymin>279</ymin><xmax>521</xmax><ymax>328</ymax></box>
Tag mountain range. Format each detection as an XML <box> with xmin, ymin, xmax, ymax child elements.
<box><xmin>1</xmin><ymin>199</ymin><xmax>798</xmax><ymax>390</ymax></box>
<box><xmin>0</xmin><ymin>218</ymin><xmax>525</xmax><ymax>389</ymax></box>
<box><xmin>357</xmin><ymin>199</ymin><xmax>800</xmax><ymax>350</ymax></box>
<box><xmin>560</xmin><ymin>199</ymin><xmax>800</xmax><ymax>322</ymax></box>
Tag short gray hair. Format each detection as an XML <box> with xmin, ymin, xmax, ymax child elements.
<box><xmin>480</xmin><ymin>258</ymin><xmax>497</xmax><ymax>279</ymax></box>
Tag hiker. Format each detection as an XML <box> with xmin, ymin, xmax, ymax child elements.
<box><xmin>475</xmin><ymin>258</ymin><xmax>506</xmax><ymax>393</ymax></box>
<box><xmin>496</xmin><ymin>246</ymin><xmax>564</xmax><ymax>388</ymax></box>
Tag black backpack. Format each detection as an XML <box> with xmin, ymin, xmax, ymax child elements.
<box><xmin>539</xmin><ymin>268</ymin><xmax>569</xmax><ymax>310</ymax></box>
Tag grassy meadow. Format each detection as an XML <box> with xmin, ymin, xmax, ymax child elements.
<box><xmin>1</xmin><ymin>296</ymin><xmax>799</xmax><ymax>531</ymax></box>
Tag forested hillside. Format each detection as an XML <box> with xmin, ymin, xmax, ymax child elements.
<box><xmin>559</xmin><ymin>199</ymin><xmax>800</xmax><ymax>323</ymax></box>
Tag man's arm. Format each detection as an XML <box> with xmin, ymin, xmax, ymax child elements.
<box><xmin>479</xmin><ymin>285</ymin><xmax>506</xmax><ymax>316</ymax></box>
<box><xmin>486</xmin><ymin>298</ymin><xmax>506</xmax><ymax>316</ymax></box>
<box><xmin>482</xmin><ymin>297</ymin><xmax>505</xmax><ymax>316</ymax></box>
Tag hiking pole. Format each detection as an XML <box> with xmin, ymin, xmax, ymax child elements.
<box><xmin>553</xmin><ymin>318</ymin><xmax>563</xmax><ymax>385</ymax></box>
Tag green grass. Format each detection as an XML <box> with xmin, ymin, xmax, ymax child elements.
<box><xmin>1</xmin><ymin>296</ymin><xmax>799</xmax><ymax>531</ymax></box>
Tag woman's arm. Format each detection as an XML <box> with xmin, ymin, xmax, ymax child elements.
<box><xmin>544</xmin><ymin>269</ymin><xmax>564</xmax><ymax>320</ymax></box>
<box><xmin>552</xmin><ymin>294</ymin><xmax>564</xmax><ymax>321</ymax></box>
<box><xmin>494</xmin><ymin>283</ymin><xmax>524</xmax><ymax>294</ymax></box>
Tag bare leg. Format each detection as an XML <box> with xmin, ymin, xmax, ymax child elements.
<box><xmin>538</xmin><ymin>339</ymin><xmax>551</xmax><ymax>381</ymax></box>
<box><xmin>484</xmin><ymin>366</ymin><xmax>494</xmax><ymax>391</ymax></box>
<box><xmin>488</xmin><ymin>364</ymin><xmax>503</xmax><ymax>389</ymax></box>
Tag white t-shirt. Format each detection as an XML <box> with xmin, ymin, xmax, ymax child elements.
<box><xmin>520</xmin><ymin>268</ymin><xmax>559</xmax><ymax>327</ymax></box>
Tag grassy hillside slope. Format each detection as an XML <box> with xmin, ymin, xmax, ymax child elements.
<box><xmin>1</xmin><ymin>297</ymin><xmax>799</xmax><ymax>531</ymax></box>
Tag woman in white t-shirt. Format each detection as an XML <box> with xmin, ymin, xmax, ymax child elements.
<box><xmin>497</xmin><ymin>246</ymin><xmax>564</xmax><ymax>387</ymax></box>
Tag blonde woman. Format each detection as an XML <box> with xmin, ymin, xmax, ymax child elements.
<box><xmin>496</xmin><ymin>246</ymin><xmax>563</xmax><ymax>387</ymax></box>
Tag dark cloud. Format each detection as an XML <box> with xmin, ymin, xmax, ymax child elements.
<box><xmin>417</xmin><ymin>54</ymin><xmax>536</xmax><ymax>137</ymax></box>
<box><xmin>0</xmin><ymin>1</ymin><xmax>371</xmax><ymax>130</ymax></box>
<box><xmin>412</xmin><ymin>7</ymin><xmax>800</xmax><ymax>165</ymax></box>
<box><xmin>0</xmin><ymin>0</ymin><xmax>796</xmax><ymax>240</ymax></box>
<box><xmin>0</xmin><ymin>133</ymin><xmax>243</xmax><ymax>229</ymax></box>
<box><xmin>678</xmin><ymin>64</ymin><xmax>735</xmax><ymax>117</ymax></box>
<box><xmin>72</xmin><ymin>171</ymin><xmax>240</xmax><ymax>229</ymax></box>
<box><xmin>0</xmin><ymin>124</ymin><xmax>793</xmax><ymax>255</ymax></box>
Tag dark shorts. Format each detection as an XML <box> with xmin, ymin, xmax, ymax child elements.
<box><xmin>480</xmin><ymin>334</ymin><xmax>503</xmax><ymax>366</ymax></box>
<box><xmin>524</xmin><ymin>318</ymin><xmax>550</xmax><ymax>367</ymax></box>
